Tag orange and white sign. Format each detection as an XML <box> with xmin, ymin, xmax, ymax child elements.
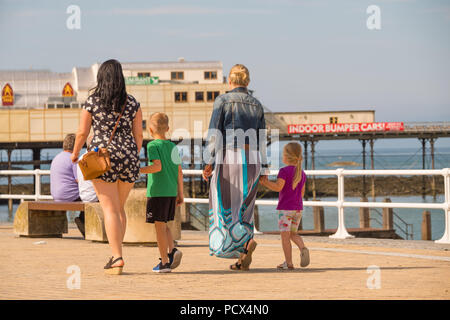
<box><xmin>287</xmin><ymin>122</ymin><xmax>404</xmax><ymax>134</ymax></box>
<box><xmin>2</xmin><ymin>83</ymin><xmax>14</xmax><ymax>106</ymax></box>
<box><xmin>62</xmin><ymin>82</ymin><xmax>74</xmax><ymax>97</ymax></box>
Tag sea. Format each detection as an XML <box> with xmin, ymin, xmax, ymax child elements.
<box><xmin>1</xmin><ymin>142</ymin><xmax>449</xmax><ymax>241</ymax></box>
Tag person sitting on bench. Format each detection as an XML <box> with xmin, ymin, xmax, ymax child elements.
<box><xmin>50</xmin><ymin>133</ymin><xmax>84</xmax><ymax>237</ymax></box>
<box><xmin>75</xmin><ymin>133</ymin><xmax>99</xmax><ymax>236</ymax></box>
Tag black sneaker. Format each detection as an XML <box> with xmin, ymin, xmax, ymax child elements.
<box><xmin>168</xmin><ymin>248</ymin><xmax>183</xmax><ymax>269</ymax></box>
<box><xmin>153</xmin><ymin>260</ymin><xmax>171</xmax><ymax>273</ymax></box>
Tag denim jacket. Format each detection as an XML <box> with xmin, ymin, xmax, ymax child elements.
<box><xmin>205</xmin><ymin>87</ymin><xmax>268</xmax><ymax>168</ymax></box>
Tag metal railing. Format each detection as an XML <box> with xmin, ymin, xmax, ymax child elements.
<box><xmin>403</xmin><ymin>122</ymin><xmax>450</xmax><ymax>132</ymax></box>
<box><xmin>1</xmin><ymin>168</ymin><xmax>449</xmax><ymax>244</ymax></box>
<box><xmin>370</xmin><ymin>208</ymin><xmax>414</xmax><ymax>240</ymax></box>
<box><xmin>188</xmin><ymin>202</ymin><xmax>209</xmax><ymax>231</ymax></box>
<box><xmin>182</xmin><ymin>168</ymin><xmax>450</xmax><ymax>244</ymax></box>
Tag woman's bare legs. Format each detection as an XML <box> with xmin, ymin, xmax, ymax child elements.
<box><xmin>231</xmin><ymin>238</ymin><xmax>257</xmax><ymax>270</ymax></box>
<box><xmin>117</xmin><ymin>180</ymin><xmax>135</xmax><ymax>241</ymax></box>
<box><xmin>92</xmin><ymin>179</ymin><xmax>124</xmax><ymax>267</ymax></box>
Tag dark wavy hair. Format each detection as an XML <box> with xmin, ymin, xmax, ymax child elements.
<box><xmin>90</xmin><ymin>59</ymin><xmax>127</xmax><ymax>113</ymax></box>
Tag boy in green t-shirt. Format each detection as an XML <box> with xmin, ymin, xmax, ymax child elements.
<box><xmin>140</xmin><ymin>113</ymin><xmax>184</xmax><ymax>273</ymax></box>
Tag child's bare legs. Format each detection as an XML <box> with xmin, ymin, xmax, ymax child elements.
<box><xmin>281</xmin><ymin>231</ymin><xmax>293</xmax><ymax>266</ymax></box>
<box><xmin>166</xmin><ymin>225</ymin><xmax>174</xmax><ymax>253</ymax></box>
<box><xmin>290</xmin><ymin>232</ymin><xmax>306</xmax><ymax>250</ymax></box>
<box><xmin>155</xmin><ymin>221</ymin><xmax>169</xmax><ymax>264</ymax></box>
<box><xmin>292</xmin><ymin>231</ymin><xmax>310</xmax><ymax>267</ymax></box>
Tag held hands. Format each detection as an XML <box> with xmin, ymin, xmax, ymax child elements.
<box><xmin>202</xmin><ymin>164</ymin><xmax>213</xmax><ymax>181</ymax></box>
<box><xmin>259</xmin><ymin>175</ymin><xmax>268</xmax><ymax>186</ymax></box>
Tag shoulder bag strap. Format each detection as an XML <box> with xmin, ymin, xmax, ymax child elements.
<box><xmin>106</xmin><ymin>100</ymin><xmax>127</xmax><ymax>148</ymax></box>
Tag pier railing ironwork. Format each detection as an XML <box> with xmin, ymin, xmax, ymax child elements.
<box><xmin>370</xmin><ymin>208</ymin><xmax>414</xmax><ymax>240</ymax></box>
<box><xmin>1</xmin><ymin>168</ymin><xmax>449</xmax><ymax>244</ymax></box>
<box><xmin>403</xmin><ymin>122</ymin><xmax>450</xmax><ymax>132</ymax></box>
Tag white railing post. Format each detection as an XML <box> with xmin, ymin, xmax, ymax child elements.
<box><xmin>34</xmin><ymin>169</ymin><xmax>41</xmax><ymax>201</ymax></box>
<box><xmin>330</xmin><ymin>168</ymin><xmax>354</xmax><ymax>239</ymax></box>
<box><xmin>435</xmin><ymin>168</ymin><xmax>450</xmax><ymax>244</ymax></box>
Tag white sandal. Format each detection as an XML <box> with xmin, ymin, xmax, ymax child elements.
<box><xmin>277</xmin><ymin>261</ymin><xmax>294</xmax><ymax>270</ymax></box>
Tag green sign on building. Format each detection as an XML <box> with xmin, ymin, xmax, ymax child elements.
<box><xmin>125</xmin><ymin>76</ymin><xmax>159</xmax><ymax>85</ymax></box>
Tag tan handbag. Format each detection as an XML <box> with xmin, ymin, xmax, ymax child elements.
<box><xmin>78</xmin><ymin>104</ymin><xmax>126</xmax><ymax>180</ymax></box>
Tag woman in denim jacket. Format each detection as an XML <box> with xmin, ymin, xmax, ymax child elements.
<box><xmin>203</xmin><ymin>64</ymin><xmax>268</xmax><ymax>270</ymax></box>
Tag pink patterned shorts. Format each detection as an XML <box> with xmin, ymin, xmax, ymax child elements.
<box><xmin>278</xmin><ymin>210</ymin><xmax>303</xmax><ymax>232</ymax></box>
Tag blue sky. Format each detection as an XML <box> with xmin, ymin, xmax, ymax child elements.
<box><xmin>1</xmin><ymin>0</ymin><xmax>449</xmax><ymax>128</ymax></box>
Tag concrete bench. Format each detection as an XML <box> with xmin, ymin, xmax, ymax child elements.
<box><xmin>13</xmin><ymin>189</ymin><xmax>181</xmax><ymax>244</ymax></box>
<box><xmin>85</xmin><ymin>189</ymin><xmax>181</xmax><ymax>244</ymax></box>
<box><xmin>13</xmin><ymin>201</ymin><xmax>82</xmax><ymax>237</ymax></box>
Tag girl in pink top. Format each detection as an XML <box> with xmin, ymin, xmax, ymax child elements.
<box><xmin>260</xmin><ymin>142</ymin><xmax>310</xmax><ymax>269</ymax></box>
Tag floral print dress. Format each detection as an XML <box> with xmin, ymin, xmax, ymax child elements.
<box><xmin>83</xmin><ymin>94</ymin><xmax>141</xmax><ymax>183</ymax></box>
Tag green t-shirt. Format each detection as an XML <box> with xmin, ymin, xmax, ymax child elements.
<box><xmin>146</xmin><ymin>139</ymin><xmax>181</xmax><ymax>197</ymax></box>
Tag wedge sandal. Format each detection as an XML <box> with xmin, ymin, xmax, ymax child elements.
<box><xmin>230</xmin><ymin>260</ymin><xmax>249</xmax><ymax>271</ymax></box>
<box><xmin>104</xmin><ymin>256</ymin><xmax>124</xmax><ymax>275</ymax></box>
<box><xmin>240</xmin><ymin>239</ymin><xmax>257</xmax><ymax>270</ymax></box>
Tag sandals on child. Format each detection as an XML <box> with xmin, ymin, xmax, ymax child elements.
<box><xmin>300</xmin><ymin>247</ymin><xmax>310</xmax><ymax>267</ymax></box>
<box><xmin>277</xmin><ymin>261</ymin><xmax>294</xmax><ymax>270</ymax></box>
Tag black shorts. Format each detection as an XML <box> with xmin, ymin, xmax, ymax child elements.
<box><xmin>146</xmin><ymin>197</ymin><xmax>176</xmax><ymax>223</ymax></box>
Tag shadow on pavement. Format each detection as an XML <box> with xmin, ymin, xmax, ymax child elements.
<box><xmin>123</xmin><ymin>266</ymin><xmax>434</xmax><ymax>276</ymax></box>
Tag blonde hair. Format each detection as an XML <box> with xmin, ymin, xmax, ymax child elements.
<box><xmin>283</xmin><ymin>142</ymin><xmax>303</xmax><ymax>190</ymax></box>
<box><xmin>229</xmin><ymin>64</ymin><xmax>250</xmax><ymax>87</ymax></box>
<box><xmin>149</xmin><ymin>112</ymin><xmax>169</xmax><ymax>134</ymax></box>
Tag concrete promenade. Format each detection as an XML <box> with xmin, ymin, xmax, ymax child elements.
<box><xmin>0</xmin><ymin>224</ymin><xmax>449</xmax><ymax>300</ymax></box>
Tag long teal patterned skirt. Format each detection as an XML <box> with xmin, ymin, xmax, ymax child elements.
<box><xmin>208</xmin><ymin>148</ymin><xmax>261</xmax><ymax>259</ymax></box>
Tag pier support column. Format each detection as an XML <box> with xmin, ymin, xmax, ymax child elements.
<box><xmin>429</xmin><ymin>138</ymin><xmax>436</xmax><ymax>200</ymax></box>
<box><xmin>189</xmin><ymin>139</ymin><xmax>195</xmax><ymax>198</ymax></box>
<box><xmin>32</xmin><ymin>148</ymin><xmax>41</xmax><ymax>189</ymax></box>
<box><xmin>420</xmin><ymin>138</ymin><xmax>427</xmax><ymax>199</ymax></box>
<box><xmin>360</xmin><ymin>139</ymin><xmax>367</xmax><ymax>198</ymax></box>
<box><xmin>382</xmin><ymin>198</ymin><xmax>394</xmax><ymax>230</ymax></box>
<box><xmin>200</xmin><ymin>139</ymin><xmax>206</xmax><ymax>194</ymax></box>
<box><xmin>313</xmin><ymin>205</ymin><xmax>325</xmax><ymax>232</ymax></box>
<box><xmin>303</xmin><ymin>140</ymin><xmax>308</xmax><ymax>171</ymax></box>
<box><xmin>422</xmin><ymin>210</ymin><xmax>432</xmax><ymax>241</ymax></box>
<box><xmin>370</xmin><ymin>139</ymin><xmax>375</xmax><ymax>201</ymax></box>
<box><xmin>359</xmin><ymin>197</ymin><xmax>370</xmax><ymax>228</ymax></box>
<box><xmin>32</xmin><ymin>148</ymin><xmax>41</xmax><ymax>170</ymax></box>
<box><xmin>7</xmin><ymin>149</ymin><xmax>13</xmax><ymax>219</ymax></box>
<box><xmin>303</xmin><ymin>141</ymin><xmax>308</xmax><ymax>200</ymax></box>
<box><xmin>311</xmin><ymin>140</ymin><xmax>317</xmax><ymax>200</ymax></box>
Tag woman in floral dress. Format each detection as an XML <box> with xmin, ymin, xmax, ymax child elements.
<box><xmin>71</xmin><ymin>59</ymin><xmax>143</xmax><ymax>275</ymax></box>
